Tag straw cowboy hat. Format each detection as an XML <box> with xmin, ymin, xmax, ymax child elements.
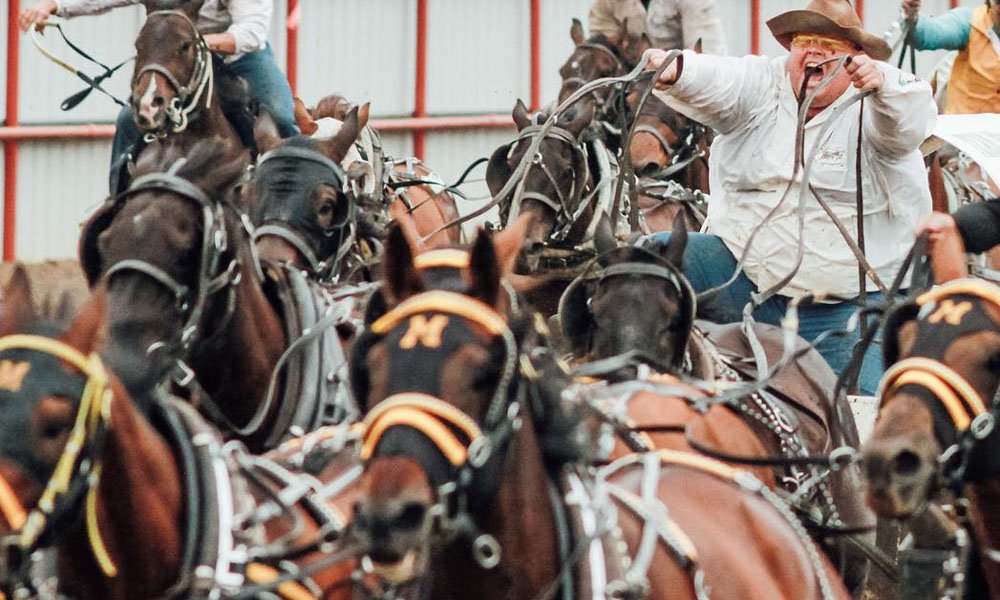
<box><xmin>767</xmin><ymin>0</ymin><xmax>892</xmax><ymax>61</ymax></box>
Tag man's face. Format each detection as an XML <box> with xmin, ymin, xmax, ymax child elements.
<box><xmin>786</xmin><ymin>33</ymin><xmax>861</xmax><ymax>112</ymax></box>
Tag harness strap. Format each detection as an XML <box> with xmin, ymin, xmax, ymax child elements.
<box><xmin>361</xmin><ymin>394</ymin><xmax>485</xmax><ymax>466</ymax></box>
<box><xmin>245</xmin><ymin>563</ymin><xmax>318</xmax><ymax>600</ymax></box>
<box><xmin>880</xmin><ymin>358</ymin><xmax>988</xmax><ymax>431</ymax></box>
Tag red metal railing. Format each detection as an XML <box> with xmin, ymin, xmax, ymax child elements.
<box><xmin>750</xmin><ymin>0</ymin><xmax>760</xmax><ymax>54</ymax></box>
<box><xmin>5</xmin><ymin>0</ymin><xmax>21</xmax><ymax>260</ymax></box>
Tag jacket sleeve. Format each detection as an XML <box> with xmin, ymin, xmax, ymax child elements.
<box><xmin>678</xmin><ymin>0</ymin><xmax>728</xmax><ymax>55</ymax></box>
<box><xmin>954</xmin><ymin>200</ymin><xmax>1000</xmax><ymax>254</ymax></box>
<box><xmin>54</xmin><ymin>0</ymin><xmax>139</xmax><ymax>18</ymax></box>
<box><xmin>863</xmin><ymin>62</ymin><xmax>937</xmax><ymax>159</ymax></box>
<box><xmin>652</xmin><ymin>50</ymin><xmax>774</xmax><ymax>135</ymax></box>
<box><xmin>588</xmin><ymin>0</ymin><xmax>647</xmax><ymax>39</ymax></box>
<box><xmin>912</xmin><ymin>7</ymin><xmax>974</xmax><ymax>52</ymax></box>
<box><xmin>227</xmin><ymin>0</ymin><xmax>272</xmax><ymax>54</ymax></box>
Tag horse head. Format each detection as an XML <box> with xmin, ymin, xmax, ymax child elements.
<box><xmin>624</xmin><ymin>79</ymin><xmax>708</xmax><ymax>180</ymax></box>
<box><xmin>247</xmin><ymin>105</ymin><xmax>369</xmax><ymax>278</ymax></box>
<box><xmin>84</xmin><ymin>138</ymin><xmax>248</xmax><ymax>395</ymax></box>
<box><xmin>557</xmin><ymin>18</ymin><xmax>648</xmax><ymax>105</ymax></box>
<box><xmin>132</xmin><ymin>0</ymin><xmax>211</xmax><ymax>133</ymax></box>
<box><xmin>863</xmin><ymin>279</ymin><xmax>1000</xmax><ymax>519</ymax></box>
<box><xmin>487</xmin><ymin>98</ymin><xmax>597</xmax><ymax>270</ymax></box>
<box><xmin>558</xmin><ymin>216</ymin><xmax>693</xmax><ymax>374</ymax></box>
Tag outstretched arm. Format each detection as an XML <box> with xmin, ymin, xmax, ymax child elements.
<box><xmin>224</xmin><ymin>0</ymin><xmax>272</xmax><ymax>55</ymax></box>
<box><xmin>912</xmin><ymin>6</ymin><xmax>974</xmax><ymax>52</ymax></box>
<box><xmin>917</xmin><ymin>212</ymin><xmax>969</xmax><ymax>283</ymax></box>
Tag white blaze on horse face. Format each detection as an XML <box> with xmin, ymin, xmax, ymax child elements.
<box><xmin>137</xmin><ymin>75</ymin><xmax>160</xmax><ymax>124</ymax></box>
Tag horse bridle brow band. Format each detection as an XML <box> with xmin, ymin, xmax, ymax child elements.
<box><xmin>880</xmin><ymin>360</ymin><xmax>985</xmax><ymax>432</ymax></box>
<box><xmin>361</xmin><ymin>393</ymin><xmax>485</xmax><ymax>467</ymax></box>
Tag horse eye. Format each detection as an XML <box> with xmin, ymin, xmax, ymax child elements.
<box><xmin>318</xmin><ymin>201</ymin><xmax>335</xmax><ymax>216</ymax></box>
<box><xmin>179</xmin><ymin>41</ymin><xmax>193</xmax><ymax>54</ymax></box>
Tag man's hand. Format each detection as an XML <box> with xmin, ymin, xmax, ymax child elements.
<box><xmin>643</xmin><ymin>48</ymin><xmax>680</xmax><ymax>90</ymax></box>
<box><xmin>18</xmin><ymin>0</ymin><xmax>56</xmax><ymax>32</ymax></box>
<box><xmin>902</xmin><ymin>0</ymin><xmax>921</xmax><ymax>23</ymax></box>
<box><xmin>917</xmin><ymin>212</ymin><xmax>969</xmax><ymax>283</ymax></box>
<box><xmin>845</xmin><ymin>54</ymin><xmax>885</xmax><ymax>92</ymax></box>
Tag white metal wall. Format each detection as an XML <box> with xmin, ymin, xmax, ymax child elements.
<box><xmin>1</xmin><ymin>0</ymin><xmax>986</xmax><ymax>259</ymax></box>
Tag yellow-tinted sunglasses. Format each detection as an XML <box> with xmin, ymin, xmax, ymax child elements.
<box><xmin>790</xmin><ymin>34</ymin><xmax>855</xmax><ymax>54</ymax></box>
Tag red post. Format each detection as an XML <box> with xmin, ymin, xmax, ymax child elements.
<box><xmin>950</xmin><ymin>0</ymin><xmax>959</xmax><ymax>6</ymax></box>
<box><xmin>5</xmin><ymin>0</ymin><xmax>21</xmax><ymax>261</ymax></box>
<box><xmin>413</xmin><ymin>0</ymin><xmax>428</xmax><ymax>159</ymax></box>
<box><xmin>750</xmin><ymin>0</ymin><xmax>760</xmax><ymax>55</ymax></box>
<box><xmin>530</xmin><ymin>0</ymin><xmax>541</xmax><ymax>111</ymax></box>
<box><xmin>286</xmin><ymin>0</ymin><xmax>299</xmax><ymax>96</ymax></box>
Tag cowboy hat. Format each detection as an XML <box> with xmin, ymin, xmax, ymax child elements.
<box><xmin>767</xmin><ymin>0</ymin><xmax>892</xmax><ymax>61</ymax></box>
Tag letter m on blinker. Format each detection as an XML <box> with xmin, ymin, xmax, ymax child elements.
<box><xmin>0</xmin><ymin>360</ymin><xmax>31</xmax><ymax>392</ymax></box>
<box><xmin>400</xmin><ymin>315</ymin><xmax>450</xmax><ymax>349</ymax></box>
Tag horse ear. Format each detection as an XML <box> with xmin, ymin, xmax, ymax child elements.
<box><xmin>53</xmin><ymin>290</ymin><xmax>78</xmax><ymax>324</ymax></box>
<box><xmin>468</xmin><ymin>229</ymin><xmax>503</xmax><ymax>308</ymax></box>
<box><xmin>594</xmin><ymin>213</ymin><xmax>618</xmax><ymax>254</ymax></box>
<box><xmin>883</xmin><ymin>302</ymin><xmax>920</xmax><ymax>367</ymax></box>
<box><xmin>293</xmin><ymin>97</ymin><xmax>319</xmax><ymax>136</ymax></box>
<box><xmin>317</xmin><ymin>104</ymin><xmax>364</xmax><ymax>164</ymax></box>
<box><xmin>659</xmin><ymin>214</ymin><xmax>688</xmax><ymax>268</ymax></box>
<box><xmin>512</xmin><ymin>99</ymin><xmax>532</xmax><ymax>132</ymax></box>
<box><xmin>692</xmin><ymin>38</ymin><xmax>704</xmax><ymax>54</ymax></box>
<box><xmin>357</xmin><ymin>101</ymin><xmax>371</xmax><ymax>129</ymax></box>
<box><xmin>492</xmin><ymin>213</ymin><xmax>532</xmax><ymax>278</ymax></box>
<box><xmin>570</xmin><ymin>18</ymin><xmax>585</xmax><ymax>46</ymax></box>
<box><xmin>486</xmin><ymin>142</ymin><xmax>514</xmax><ymax>201</ymax></box>
<box><xmin>621</xmin><ymin>31</ymin><xmax>652</xmax><ymax>65</ymax></box>
<box><xmin>388</xmin><ymin>200</ymin><xmax>425</xmax><ymax>253</ymax></box>
<box><xmin>254</xmin><ymin>112</ymin><xmax>282</xmax><ymax>154</ymax></box>
<box><xmin>0</xmin><ymin>267</ymin><xmax>36</xmax><ymax>336</ymax></box>
<box><xmin>59</xmin><ymin>287</ymin><xmax>107</xmax><ymax>355</ymax></box>
<box><xmin>383</xmin><ymin>224</ymin><xmax>424</xmax><ymax>303</ymax></box>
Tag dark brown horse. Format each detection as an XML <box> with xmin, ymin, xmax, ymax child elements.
<box><xmin>80</xmin><ymin>138</ymin><xmax>353</xmax><ymax>452</ymax></box>
<box><xmin>129</xmin><ymin>0</ymin><xmax>246</xmax><ymax>158</ymax></box>
<box><xmin>345</xmin><ymin>224</ymin><xmax>849</xmax><ymax>600</ymax></box>
<box><xmin>864</xmin><ymin>278</ymin><xmax>1000</xmax><ymax>597</ymax></box>
<box><xmin>0</xmin><ymin>273</ymin><xmax>362</xmax><ymax>600</ymax></box>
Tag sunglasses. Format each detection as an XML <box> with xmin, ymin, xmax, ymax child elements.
<box><xmin>790</xmin><ymin>34</ymin><xmax>855</xmax><ymax>54</ymax></box>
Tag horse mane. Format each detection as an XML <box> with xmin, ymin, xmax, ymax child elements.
<box><xmin>133</xmin><ymin>138</ymin><xmax>249</xmax><ymax>199</ymax></box>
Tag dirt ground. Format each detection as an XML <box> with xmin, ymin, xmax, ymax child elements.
<box><xmin>0</xmin><ymin>259</ymin><xmax>90</xmax><ymax>320</ymax></box>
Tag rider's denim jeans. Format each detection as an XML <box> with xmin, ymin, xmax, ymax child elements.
<box><xmin>109</xmin><ymin>43</ymin><xmax>297</xmax><ymax>190</ymax></box>
<box><xmin>646</xmin><ymin>232</ymin><xmax>886</xmax><ymax>395</ymax></box>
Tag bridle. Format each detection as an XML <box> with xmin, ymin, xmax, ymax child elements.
<box><xmin>100</xmin><ymin>159</ymin><xmax>243</xmax><ymax>369</ymax></box>
<box><xmin>358</xmin><ymin>291</ymin><xmax>526</xmax><ymax>582</ymax></box>
<box><xmin>879</xmin><ymin>279</ymin><xmax>1000</xmax><ymax>491</ymax></box>
<box><xmin>0</xmin><ymin>335</ymin><xmax>117</xmax><ymax>597</ymax></box>
<box><xmin>133</xmin><ymin>9</ymin><xmax>214</xmax><ymax>137</ymax></box>
<box><xmin>251</xmin><ymin>145</ymin><xmax>357</xmax><ymax>281</ymax></box>
<box><xmin>562</xmin><ymin>41</ymin><xmax>627</xmax><ymax>110</ymax></box>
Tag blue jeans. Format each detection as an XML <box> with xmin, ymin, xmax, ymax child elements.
<box><xmin>110</xmin><ymin>44</ymin><xmax>297</xmax><ymax>188</ymax></box>
<box><xmin>648</xmin><ymin>232</ymin><xmax>886</xmax><ymax>395</ymax></box>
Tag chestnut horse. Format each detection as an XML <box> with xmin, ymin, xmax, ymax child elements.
<box><xmin>864</xmin><ymin>278</ymin><xmax>1000</xmax><ymax>598</ymax></box>
<box><xmin>79</xmin><ymin>138</ymin><xmax>354</xmax><ymax>452</ymax></box>
<box><xmin>0</xmin><ymin>273</ymin><xmax>362</xmax><ymax>600</ymax></box>
<box><xmin>345</xmin><ymin>227</ymin><xmax>849</xmax><ymax>600</ymax></box>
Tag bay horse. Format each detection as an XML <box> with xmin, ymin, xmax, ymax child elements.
<box><xmin>558</xmin><ymin>219</ymin><xmax>876</xmax><ymax>594</ymax></box>
<box><xmin>79</xmin><ymin>137</ymin><xmax>355</xmax><ymax>452</ymax></box>
<box><xmin>345</xmin><ymin>226</ymin><xmax>849</xmax><ymax>600</ymax></box>
<box><xmin>118</xmin><ymin>0</ymin><xmax>247</xmax><ymax>194</ymax></box>
<box><xmin>863</xmin><ymin>278</ymin><xmax>1000</xmax><ymax>598</ymax></box>
<box><xmin>0</xmin><ymin>275</ymin><xmax>363</xmax><ymax>600</ymax></box>
<box><xmin>295</xmin><ymin>93</ymin><xmax>464</xmax><ymax>248</ymax></box>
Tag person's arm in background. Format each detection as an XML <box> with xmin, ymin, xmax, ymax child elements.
<box><xmin>679</xmin><ymin>0</ymin><xmax>728</xmax><ymax>55</ymax></box>
<box><xmin>588</xmin><ymin>0</ymin><xmax>647</xmax><ymax>39</ymax></box>
<box><xmin>18</xmin><ymin>0</ymin><xmax>136</xmax><ymax>31</ymax></box>
<box><xmin>204</xmin><ymin>0</ymin><xmax>272</xmax><ymax>55</ymax></box>
<box><xmin>904</xmin><ymin>0</ymin><xmax>974</xmax><ymax>51</ymax></box>
<box><xmin>918</xmin><ymin>201</ymin><xmax>1000</xmax><ymax>282</ymax></box>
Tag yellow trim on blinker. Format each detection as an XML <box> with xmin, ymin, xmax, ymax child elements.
<box><xmin>918</xmin><ymin>278</ymin><xmax>1000</xmax><ymax>312</ymax></box>
<box><xmin>0</xmin><ymin>334</ymin><xmax>118</xmax><ymax>578</ymax></box>
<box><xmin>413</xmin><ymin>249</ymin><xmax>471</xmax><ymax>270</ymax></box>
<box><xmin>370</xmin><ymin>291</ymin><xmax>509</xmax><ymax>338</ymax></box>
<box><xmin>880</xmin><ymin>358</ymin><xmax>988</xmax><ymax>432</ymax></box>
<box><xmin>246</xmin><ymin>563</ymin><xmax>318</xmax><ymax>600</ymax></box>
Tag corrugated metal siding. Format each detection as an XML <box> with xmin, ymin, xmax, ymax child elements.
<box><xmin>295</xmin><ymin>0</ymin><xmax>415</xmax><ymax>117</ymax></box>
<box><xmin>19</xmin><ymin>6</ymin><xmax>143</xmax><ymax>124</ymax></box>
<box><xmin>15</xmin><ymin>140</ymin><xmax>112</xmax><ymax>260</ymax></box>
<box><xmin>540</xmin><ymin>0</ymin><xmax>595</xmax><ymax>104</ymax></box>
<box><xmin>425</xmin><ymin>0</ymin><xmax>529</xmax><ymax>114</ymax></box>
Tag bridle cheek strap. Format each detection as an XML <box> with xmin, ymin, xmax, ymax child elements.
<box><xmin>361</xmin><ymin>393</ymin><xmax>485</xmax><ymax>467</ymax></box>
<box><xmin>880</xmin><ymin>358</ymin><xmax>989</xmax><ymax>432</ymax></box>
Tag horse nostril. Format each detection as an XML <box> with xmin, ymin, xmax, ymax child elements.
<box><xmin>892</xmin><ymin>449</ymin><xmax>923</xmax><ymax>477</ymax></box>
<box><xmin>394</xmin><ymin>502</ymin><xmax>427</xmax><ymax>531</ymax></box>
<box><xmin>637</xmin><ymin>162</ymin><xmax>660</xmax><ymax>178</ymax></box>
<box><xmin>152</xmin><ymin>95</ymin><xmax>165</xmax><ymax>108</ymax></box>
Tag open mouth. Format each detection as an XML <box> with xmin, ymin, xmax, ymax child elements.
<box><xmin>367</xmin><ymin>550</ymin><xmax>422</xmax><ymax>584</ymax></box>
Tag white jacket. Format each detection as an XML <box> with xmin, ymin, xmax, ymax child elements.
<box><xmin>654</xmin><ymin>51</ymin><xmax>937</xmax><ymax>299</ymax></box>
<box><xmin>55</xmin><ymin>0</ymin><xmax>272</xmax><ymax>60</ymax></box>
<box><xmin>588</xmin><ymin>0</ymin><xmax>727</xmax><ymax>55</ymax></box>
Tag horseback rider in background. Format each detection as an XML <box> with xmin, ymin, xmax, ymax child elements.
<box><xmin>18</xmin><ymin>0</ymin><xmax>299</xmax><ymax>188</ymax></box>
<box><xmin>902</xmin><ymin>0</ymin><xmax>1000</xmax><ymax>114</ymax></box>
<box><xmin>643</xmin><ymin>0</ymin><xmax>937</xmax><ymax>395</ymax></box>
<box><xmin>588</xmin><ymin>0</ymin><xmax>728</xmax><ymax>55</ymax></box>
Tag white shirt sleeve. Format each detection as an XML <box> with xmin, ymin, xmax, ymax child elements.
<box><xmin>864</xmin><ymin>62</ymin><xmax>938</xmax><ymax>158</ymax></box>
<box><xmin>227</xmin><ymin>0</ymin><xmax>272</xmax><ymax>54</ymax></box>
<box><xmin>55</xmin><ymin>0</ymin><xmax>139</xmax><ymax>18</ymax></box>
<box><xmin>678</xmin><ymin>0</ymin><xmax>727</xmax><ymax>55</ymax></box>
<box><xmin>653</xmin><ymin>50</ymin><xmax>775</xmax><ymax>135</ymax></box>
